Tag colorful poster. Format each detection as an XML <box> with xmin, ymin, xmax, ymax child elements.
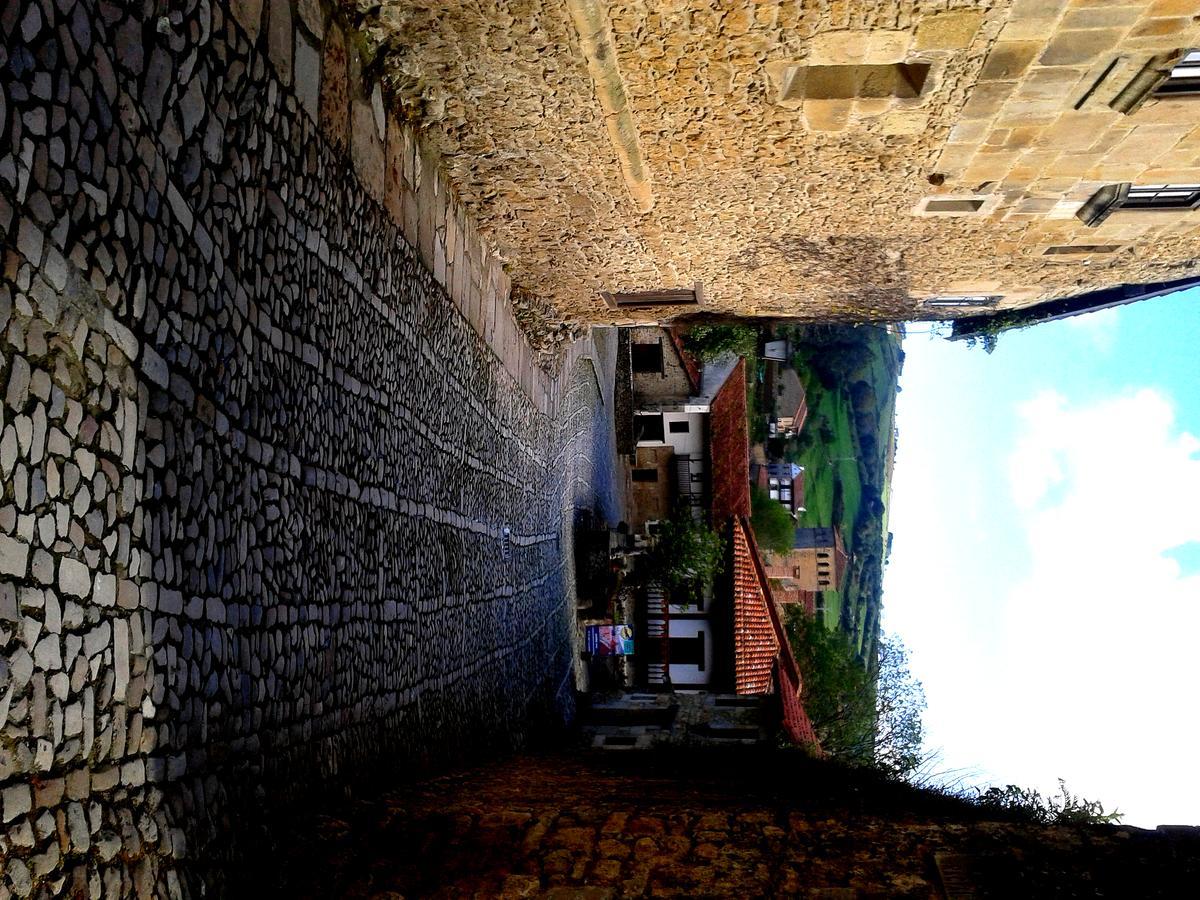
<box><xmin>586</xmin><ymin>624</ymin><xmax>634</xmax><ymax>656</ymax></box>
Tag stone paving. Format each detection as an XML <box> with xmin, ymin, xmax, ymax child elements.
<box><xmin>258</xmin><ymin>750</ymin><xmax>1200</xmax><ymax>899</ymax></box>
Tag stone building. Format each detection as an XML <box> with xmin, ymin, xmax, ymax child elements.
<box><xmin>774</xmin><ymin>368</ymin><xmax>809</xmax><ymax>436</ymax></box>
<box><xmin>340</xmin><ymin>0</ymin><xmax>1200</xmax><ymax>325</ymax></box>
<box><xmin>766</xmin><ymin>526</ymin><xmax>851</xmax><ymax>593</ymax></box>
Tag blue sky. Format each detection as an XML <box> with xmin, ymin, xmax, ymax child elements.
<box><xmin>884</xmin><ymin>287</ymin><xmax>1200</xmax><ymax>828</ymax></box>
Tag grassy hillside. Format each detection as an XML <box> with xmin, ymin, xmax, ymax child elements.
<box><xmin>778</xmin><ymin>325</ymin><xmax>902</xmax><ymax>661</ymax></box>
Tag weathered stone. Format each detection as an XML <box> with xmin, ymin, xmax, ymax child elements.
<box><xmin>294</xmin><ymin>32</ymin><xmax>321</xmax><ymax>123</ymax></box>
<box><xmin>267</xmin><ymin>0</ymin><xmax>293</xmax><ymax>85</ymax></box>
<box><xmin>93</xmin><ymin>572</ymin><xmax>116</xmax><ymax>607</ymax></box>
<box><xmin>0</xmin><ymin>533</ymin><xmax>30</xmax><ymax>577</ymax></box>
<box><xmin>230</xmin><ymin>0</ymin><xmax>264</xmax><ymax>41</ymax></box>
<box><xmin>58</xmin><ymin>556</ymin><xmax>90</xmax><ymax>598</ymax></box>
<box><xmin>3</xmin><ymin>782</ymin><xmax>32</xmax><ymax>822</ymax></box>
<box><xmin>319</xmin><ymin>23</ymin><xmax>350</xmax><ymax>154</ymax></box>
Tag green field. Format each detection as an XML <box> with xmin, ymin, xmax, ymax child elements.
<box><xmin>785</xmin><ymin>326</ymin><xmax>902</xmax><ymax>658</ymax></box>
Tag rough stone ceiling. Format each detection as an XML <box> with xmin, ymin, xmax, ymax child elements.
<box><xmin>340</xmin><ymin>1</ymin><xmax>1200</xmax><ymax>323</ymax></box>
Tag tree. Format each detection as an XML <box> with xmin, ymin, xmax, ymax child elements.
<box><xmin>785</xmin><ymin>612</ymin><xmax>927</xmax><ymax>780</ymax></box>
<box><xmin>683</xmin><ymin>324</ymin><xmax>758</xmax><ymax>362</ymax></box>
<box><xmin>645</xmin><ymin>517</ymin><xmax>724</xmax><ymax>592</ymax></box>
<box><xmin>872</xmin><ymin>636</ymin><xmax>926</xmax><ymax>779</ymax></box>
<box><xmin>750</xmin><ymin>486</ymin><xmax>794</xmax><ymax>553</ymax></box>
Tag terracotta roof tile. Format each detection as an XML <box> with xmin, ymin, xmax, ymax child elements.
<box><xmin>710</xmin><ymin>359</ymin><xmax>750</xmax><ymax>523</ymax></box>
<box><xmin>733</xmin><ymin>517</ymin><xmax>823</xmax><ymax>752</ymax></box>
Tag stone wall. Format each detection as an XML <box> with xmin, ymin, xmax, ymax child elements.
<box><xmin>267</xmin><ymin>750</ymin><xmax>1200</xmax><ymax>897</ymax></box>
<box><xmin>0</xmin><ymin>1</ymin><xmax>581</xmax><ymax>895</ymax></box>
<box><xmin>342</xmin><ymin>0</ymin><xmax>1200</xmax><ymax>323</ymax></box>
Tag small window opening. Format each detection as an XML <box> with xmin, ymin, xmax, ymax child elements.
<box><xmin>632</xmin><ymin>469</ymin><xmax>659</xmax><ymax>483</ymax></box>
<box><xmin>668</xmin><ymin>420</ymin><xmax>690</xmax><ymax>434</ymax></box>
<box><xmin>923</xmin><ymin>295</ymin><xmax>1001</xmax><ymax>308</ymax></box>
<box><xmin>631</xmin><ymin>342</ymin><xmax>664</xmax><ymax>373</ymax></box>
<box><xmin>924</xmin><ymin>198</ymin><xmax>986</xmax><ymax>213</ymax></box>
<box><xmin>1044</xmin><ymin>245</ymin><xmax>1123</xmax><ymax>255</ymax></box>
<box><xmin>602</xmin><ymin>286</ymin><xmax>701</xmax><ymax>308</ymax></box>
<box><xmin>782</xmin><ymin>62</ymin><xmax>932</xmax><ymax>101</ymax></box>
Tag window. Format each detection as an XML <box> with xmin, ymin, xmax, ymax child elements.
<box><xmin>669</xmin><ymin>633</ymin><xmax>706</xmax><ymax>669</ymax></box>
<box><xmin>1156</xmin><ymin>50</ymin><xmax>1200</xmax><ymax>96</ymax></box>
<box><xmin>632</xmin><ymin>469</ymin><xmax>658</xmax><ymax>483</ymax></box>
<box><xmin>1121</xmin><ymin>183</ymin><xmax>1200</xmax><ymax>210</ymax></box>
<box><xmin>922</xmin><ymin>295</ymin><xmax>1001</xmax><ymax>308</ymax></box>
<box><xmin>668</xmin><ymin>420</ymin><xmax>690</xmax><ymax>434</ymax></box>
<box><xmin>1081</xmin><ymin>182</ymin><xmax>1200</xmax><ymax>225</ymax></box>
<box><xmin>781</xmin><ymin>62</ymin><xmax>932</xmax><ymax>101</ymax></box>
<box><xmin>634</xmin><ymin>413</ymin><xmax>665</xmax><ymax>442</ymax></box>
<box><xmin>631</xmin><ymin>341</ymin><xmax>663</xmax><ymax>373</ymax></box>
<box><xmin>923</xmin><ymin>198</ymin><xmax>986</xmax><ymax>213</ymax></box>
<box><xmin>602</xmin><ymin>285</ymin><xmax>702</xmax><ymax>309</ymax></box>
<box><xmin>1043</xmin><ymin>245</ymin><xmax>1122</xmax><ymax>255</ymax></box>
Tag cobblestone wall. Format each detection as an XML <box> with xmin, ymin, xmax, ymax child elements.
<box><xmin>1</xmin><ymin>1</ymin><xmax>580</xmax><ymax>895</ymax></box>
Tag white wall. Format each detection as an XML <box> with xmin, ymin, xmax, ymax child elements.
<box><xmin>668</xmin><ymin>618</ymin><xmax>714</xmax><ymax>686</ymax></box>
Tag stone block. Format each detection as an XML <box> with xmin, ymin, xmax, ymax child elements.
<box><xmin>802</xmin><ymin>100</ymin><xmax>851</xmax><ymax>132</ymax></box>
<box><xmin>58</xmin><ymin>556</ymin><xmax>89</xmax><ymax>597</ymax></box>
<box><xmin>979</xmin><ymin>42</ymin><xmax>1042</xmax><ymax>82</ymax></box>
<box><xmin>806</xmin><ymin>31</ymin><xmax>869</xmax><ymax>65</ymax></box>
<box><xmin>879</xmin><ymin>111</ymin><xmax>930</xmax><ymax>135</ymax></box>
<box><xmin>297</xmin><ymin>0</ymin><xmax>324</xmax><ymax>38</ymax></box>
<box><xmin>229</xmin><ymin>0</ymin><xmax>264</xmax><ymax>41</ymax></box>
<box><xmin>320</xmin><ymin>23</ymin><xmax>350</xmax><ymax>155</ymax></box>
<box><xmin>3</xmin><ymin>783</ymin><xmax>32</xmax><ymax>822</ymax></box>
<box><xmin>1133</xmin><ymin>16</ymin><xmax>1193</xmax><ymax>38</ymax></box>
<box><xmin>865</xmin><ymin>30</ymin><xmax>912</xmax><ymax>64</ymax></box>
<box><xmin>1039</xmin><ymin>30</ymin><xmax>1125</xmax><ymax>67</ymax></box>
<box><xmin>294</xmin><ymin>32</ymin><xmax>321</xmax><ymax>123</ymax></box>
<box><xmin>267</xmin><ymin>0</ymin><xmax>293</xmax><ymax>85</ymax></box>
<box><xmin>1060</xmin><ymin>6</ymin><xmax>1142</xmax><ymax>30</ymax></box>
<box><xmin>959</xmin><ymin>81</ymin><xmax>1016</xmax><ymax>120</ymax></box>
<box><xmin>1010</xmin><ymin>0</ymin><xmax>1067</xmax><ymax>21</ymax></box>
<box><xmin>384</xmin><ymin>113</ymin><xmax>407</xmax><ymax>225</ymax></box>
<box><xmin>0</xmin><ymin>532</ymin><xmax>30</xmax><ymax>577</ymax></box>
<box><xmin>914</xmin><ymin>10</ymin><xmax>985</xmax><ymax>50</ymax></box>
<box><xmin>351</xmin><ymin>94</ymin><xmax>385</xmax><ymax>202</ymax></box>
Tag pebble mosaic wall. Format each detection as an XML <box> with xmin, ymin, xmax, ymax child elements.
<box><xmin>0</xmin><ymin>1</ymin><xmax>582</xmax><ymax>894</ymax></box>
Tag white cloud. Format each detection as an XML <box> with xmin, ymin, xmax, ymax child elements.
<box><xmin>985</xmin><ymin>388</ymin><xmax>1200</xmax><ymax>825</ymax></box>
<box><xmin>1062</xmin><ymin>306</ymin><xmax>1120</xmax><ymax>353</ymax></box>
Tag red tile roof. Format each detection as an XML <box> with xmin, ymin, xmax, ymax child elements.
<box><xmin>710</xmin><ymin>358</ymin><xmax>750</xmax><ymax>523</ymax></box>
<box><xmin>731</xmin><ymin>518</ymin><xmax>822</xmax><ymax>752</ymax></box>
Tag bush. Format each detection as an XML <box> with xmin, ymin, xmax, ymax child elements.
<box><xmin>646</xmin><ymin>517</ymin><xmax>725</xmax><ymax>592</ymax></box>
<box><xmin>750</xmin><ymin>486</ymin><xmax>794</xmax><ymax>553</ymax></box>
<box><xmin>683</xmin><ymin>324</ymin><xmax>758</xmax><ymax>362</ymax></box>
<box><xmin>971</xmin><ymin>779</ymin><xmax>1122</xmax><ymax>825</ymax></box>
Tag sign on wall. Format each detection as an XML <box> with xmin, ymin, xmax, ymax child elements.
<box><xmin>586</xmin><ymin>624</ymin><xmax>635</xmax><ymax>656</ymax></box>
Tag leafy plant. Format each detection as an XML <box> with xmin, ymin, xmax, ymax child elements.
<box><xmin>683</xmin><ymin>324</ymin><xmax>758</xmax><ymax>362</ymax></box>
<box><xmin>750</xmin><ymin>486</ymin><xmax>794</xmax><ymax>553</ymax></box>
<box><xmin>971</xmin><ymin>779</ymin><xmax>1122</xmax><ymax>825</ymax></box>
<box><xmin>646</xmin><ymin>517</ymin><xmax>725</xmax><ymax>591</ymax></box>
